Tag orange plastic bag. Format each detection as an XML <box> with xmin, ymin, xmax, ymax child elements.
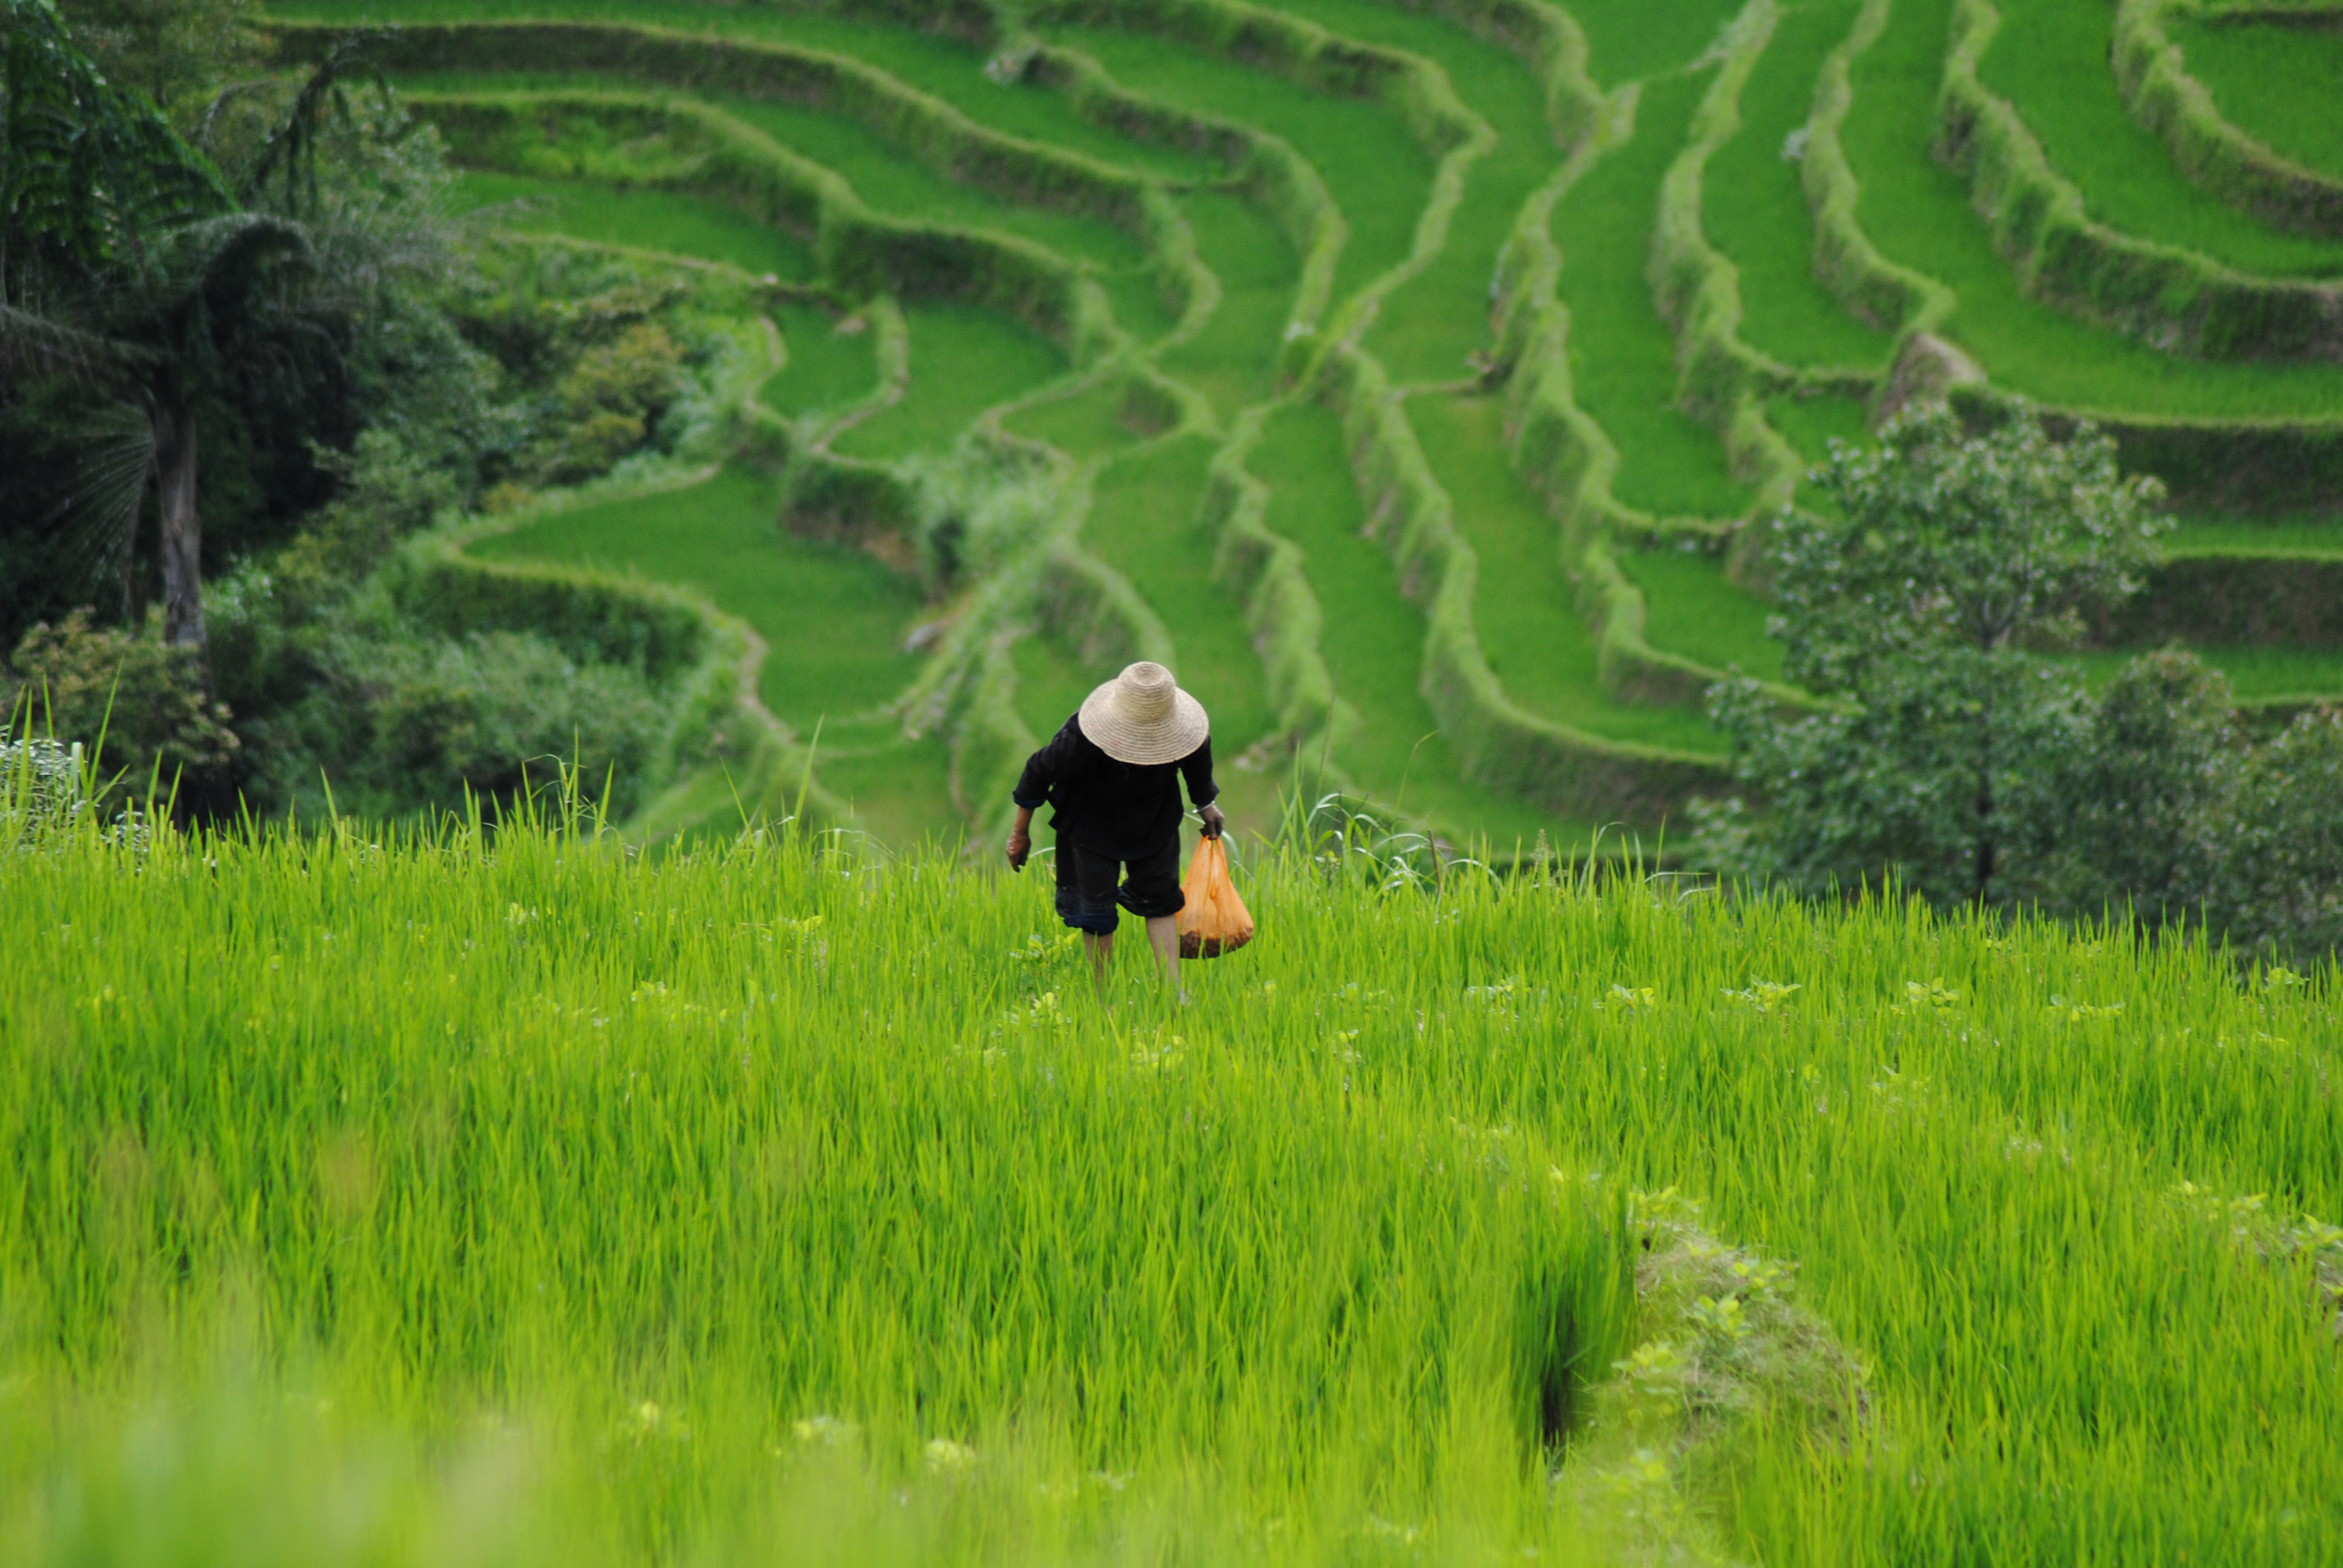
<box><xmin>1176</xmin><ymin>835</ymin><xmax>1254</xmax><ymax>959</ymax></box>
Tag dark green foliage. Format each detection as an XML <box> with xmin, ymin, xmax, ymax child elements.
<box><xmin>2017</xmin><ymin>647</ymin><xmax>2238</xmax><ymax>918</ymax></box>
<box><xmin>1698</xmin><ymin>405</ymin><xmax>2168</xmax><ymax>903</ymax></box>
<box><xmin>54</xmin><ymin>0</ymin><xmax>261</xmax><ymax>114</ymax></box>
<box><xmin>3</xmin><ymin>609</ymin><xmax>241</xmax><ymax>799</ymax></box>
<box><xmin>2195</xmin><ymin>704</ymin><xmax>2343</xmax><ymax>961</ymax></box>
<box><xmin>1768</xmin><ymin>404</ymin><xmax>2166</xmax><ymax>692</ymax></box>
<box><xmin>2108</xmin><ymin>553</ymin><xmax>2343</xmax><ymax>648</ymax></box>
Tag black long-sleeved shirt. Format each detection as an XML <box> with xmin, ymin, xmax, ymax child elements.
<box><xmin>1012</xmin><ymin>714</ymin><xmax>1217</xmax><ymax>861</ymax></box>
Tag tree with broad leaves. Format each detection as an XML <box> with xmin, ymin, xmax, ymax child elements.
<box><xmin>1692</xmin><ymin>402</ymin><xmax>2169</xmax><ymax>904</ymax></box>
<box><xmin>2</xmin><ymin>0</ymin><xmax>388</xmax><ymax>662</ymax></box>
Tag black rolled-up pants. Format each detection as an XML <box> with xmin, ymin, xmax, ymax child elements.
<box><xmin>1052</xmin><ymin>834</ymin><xmax>1184</xmax><ymax>935</ymax></box>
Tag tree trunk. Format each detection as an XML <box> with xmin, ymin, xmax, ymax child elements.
<box><xmin>155</xmin><ymin>395</ymin><xmax>207</xmax><ymax>654</ymax></box>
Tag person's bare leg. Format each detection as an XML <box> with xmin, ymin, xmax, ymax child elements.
<box><xmin>1083</xmin><ymin>930</ymin><xmax>1113</xmax><ymax>992</ymax></box>
<box><xmin>1145</xmin><ymin>915</ymin><xmax>1182</xmax><ymax>999</ymax></box>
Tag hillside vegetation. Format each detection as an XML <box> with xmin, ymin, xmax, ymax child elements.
<box><xmin>204</xmin><ymin>0</ymin><xmax>2334</xmax><ymax>853</ymax></box>
<box><xmin>0</xmin><ymin>810</ymin><xmax>2337</xmax><ymax>1563</ymax></box>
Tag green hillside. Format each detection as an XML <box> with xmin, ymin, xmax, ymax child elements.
<box><xmin>253</xmin><ymin>0</ymin><xmax>2343</xmax><ymax>854</ymax></box>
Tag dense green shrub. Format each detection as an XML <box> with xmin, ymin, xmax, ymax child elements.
<box><xmin>2194</xmin><ymin>703</ymin><xmax>2343</xmax><ymax>960</ymax></box>
<box><xmin>2015</xmin><ymin>647</ymin><xmax>2240</xmax><ymax>917</ymax></box>
<box><xmin>1694</xmin><ymin>403</ymin><xmax>2166</xmax><ymax>903</ymax></box>
<box><xmin>2</xmin><ymin>612</ymin><xmax>241</xmax><ymax>804</ymax></box>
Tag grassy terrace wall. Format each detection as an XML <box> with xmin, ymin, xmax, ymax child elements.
<box><xmin>1325</xmin><ymin>344</ymin><xmax>1725</xmax><ymax>821</ymax></box>
<box><xmin>282</xmin><ymin>22</ymin><xmax>1152</xmax><ymax>354</ymax></box>
<box><xmin>1800</xmin><ymin>0</ymin><xmax>2343</xmax><ymax>517</ymax></box>
<box><xmin>2105</xmin><ymin>552</ymin><xmax>2343</xmax><ymax>647</ymax></box>
<box><xmin>2113</xmin><ymin>0</ymin><xmax>2343</xmax><ymax>240</ymax></box>
<box><xmin>1937</xmin><ymin>0</ymin><xmax>2343</xmax><ymax>362</ymax></box>
<box><xmin>1802</xmin><ymin>0</ymin><xmax>1957</xmax><ymax>339</ymax></box>
<box><xmin>1650</xmin><ymin>0</ymin><xmax>1809</xmax><ymax>522</ymax></box>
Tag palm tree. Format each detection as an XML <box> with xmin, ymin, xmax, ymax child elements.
<box><xmin>3</xmin><ymin>0</ymin><xmax>372</xmax><ymax>661</ymax></box>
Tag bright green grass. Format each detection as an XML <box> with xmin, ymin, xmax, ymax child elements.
<box><xmin>1003</xmin><ymin>377</ymin><xmax>1145</xmax><ymax>459</ymax></box>
<box><xmin>448</xmin><ymin>167</ymin><xmax>816</xmax><ymax>278</ymax></box>
<box><xmin>1255</xmin><ymin>402</ymin><xmax>1596</xmax><ymax>842</ymax></box>
<box><xmin>1409</xmin><ymin>394</ymin><xmax>1727</xmax><ymax>751</ymax></box>
<box><xmin>1157</xmin><ymin>191</ymin><xmax>1298</xmax><ymax>420</ymax></box>
<box><xmin>1707</xmin><ymin>0</ymin><xmax>1898</xmax><ymax>370</ymax></box>
<box><xmin>830</xmin><ymin>304</ymin><xmax>1066</xmax><ymax>461</ymax></box>
<box><xmin>1566</xmin><ymin>0</ymin><xmax>1748</xmax><ymax>85</ymax></box>
<box><xmin>818</xmin><ymin>721</ymin><xmax>964</xmax><ymax>849</ymax></box>
<box><xmin>2176</xmin><ymin>15</ymin><xmax>2343</xmax><ymax>183</ymax></box>
<box><xmin>2164</xmin><ymin>515</ymin><xmax>2343</xmax><ymax>557</ymax></box>
<box><xmin>1844</xmin><ymin>0</ymin><xmax>2343</xmax><ymax>417</ymax></box>
<box><xmin>1615</xmin><ymin>546</ymin><xmax>1787</xmax><ymax>682</ymax></box>
<box><xmin>1766</xmin><ymin>389</ymin><xmax>1873</xmax><ymax>463</ymax></box>
<box><xmin>1081</xmin><ymin>435</ymin><xmax>1276</xmax><ymax>753</ymax></box>
<box><xmin>466</xmin><ymin>466</ymin><xmax>927</xmax><ymax>730</ymax></box>
<box><xmin>1043</xmin><ymin>22</ymin><xmax>1434</xmax><ymax>310</ymax></box>
<box><xmin>1253</xmin><ymin>0</ymin><xmax>1557</xmax><ymax>385</ymax></box>
<box><xmin>1556</xmin><ymin>72</ymin><xmax>1755</xmax><ymax>520</ymax></box>
<box><xmin>1979</xmin><ymin>0</ymin><xmax>2343</xmax><ymax>278</ymax></box>
<box><xmin>2074</xmin><ymin>642</ymin><xmax>2343</xmax><ymax>698</ymax></box>
<box><xmin>276</xmin><ymin>0</ymin><xmax>1227</xmax><ymax>183</ymax></box>
<box><xmin>762</xmin><ymin>304</ymin><xmax>883</xmax><ymax>422</ymax></box>
<box><xmin>6</xmin><ymin>821</ymin><xmax>2339</xmax><ymax>1564</ymax></box>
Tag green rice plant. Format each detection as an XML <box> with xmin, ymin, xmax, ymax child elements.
<box><xmin>450</xmin><ymin>167</ymin><xmax>819</xmax><ymax>278</ymax></box>
<box><xmin>467</xmin><ymin>464</ymin><xmax>932</xmax><ymax>731</ymax></box>
<box><xmin>1650</xmin><ymin>0</ymin><xmax>1810</xmax><ymax>520</ymax></box>
<box><xmin>2169</xmin><ymin>9</ymin><xmax>2343</xmax><ymax>186</ymax></box>
<box><xmin>281</xmin><ymin>0</ymin><xmax>1230</xmax><ymax>181</ymax></box>
<box><xmin>1079</xmin><ymin>435</ymin><xmax>1280</xmax><ymax>754</ymax></box>
<box><xmin>1157</xmin><ymin>191</ymin><xmax>1305</xmax><ymax>419</ymax></box>
<box><xmin>1841</xmin><ymin>0</ymin><xmax>2343</xmax><ymax>417</ymax></box>
<box><xmin>397</xmin><ymin>59</ymin><xmax>1177</xmax><ymax>341</ymax></box>
<box><xmin>1004</xmin><ymin>376</ymin><xmax>1152</xmax><ymax>457</ymax></box>
<box><xmin>1039</xmin><ymin>18</ymin><xmax>1435</xmax><ymax>309</ymax></box>
<box><xmin>1552</xmin><ymin>72</ymin><xmax>1754</xmax><ymax>520</ymax></box>
<box><xmin>1703</xmin><ymin>0</ymin><xmax>1897</xmax><ymax>371</ymax></box>
<box><xmin>762</xmin><ymin>302</ymin><xmax>887</xmax><ymax>422</ymax></box>
<box><xmin>4</xmin><ymin>817</ymin><xmax>2339</xmax><ymax>1562</ymax></box>
<box><xmin>1765</xmin><ymin>388</ymin><xmax>1873</xmax><ymax>464</ymax></box>
<box><xmin>2071</xmin><ymin>641</ymin><xmax>2343</xmax><ymax>699</ymax></box>
<box><xmin>1566</xmin><ymin>0</ymin><xmax>1747</xmax><ymax>82</ymax></box>
<box><xmin>1938</xmin><ymin>0</ymin><xmax>2343</xmax><ymax>362</ymax></box>
<box><xmin>1407</xmin><ymin>393</ymin><xmax>1728</xmax><ymax>751</ymax></box>
<box><xmin>2114</xmin><ymin>0</ymin><xmax>2343</xmax><ymax>239</ymax></box>
<box><xmin>1254</xmin><ymin>0</ymin><xmax>1559</xmax><ymax>385</ymax></box>
<box><xmin>833</xmin><ymin>304</ymin><xmax>1070</xmax><ymax>460</ymax></box>
<box><xmin>1615</xmin><ymin>544</ymin><xmax>1786</xmax><ymax>681</ymax></box>
<box><xmin>1252</xmin><ymin>401</ymin><xmax>1598</xmax><ymax>842</ymax></box>
<box><xmin>1011</xmin><ymin>630</ymin><xmax>1104</xmax><ymax>742</ymax></box>
<box><xmin>1977</xmin><ymin>0</ymin><xmax>2343</xmax><ymax>276</ymax></box>
<box><xmin>2163</xmin><ymin>514</ymin><xmax>2343</xmax><ymax>556</ymax></box>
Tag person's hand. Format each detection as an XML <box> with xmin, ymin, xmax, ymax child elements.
<box><xmin>1199</xmin><ymin>803</ymin><xmax>1226</xmax><ymax>840</ymax></box>
<box><xmin>1006</xmin><ymin>826</ymin><xmax>1032</xmax><ymax>871</ymax></box>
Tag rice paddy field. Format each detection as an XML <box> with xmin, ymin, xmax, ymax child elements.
<box><xmin>1</xmin><ymin>801</ymin><xmax>2338</xmax><ymax>1564</ymax></box>
<box><xmin>262</xmin><ymin>0</ymin><xmax>2343</xmax><ymax>857</ymax></box>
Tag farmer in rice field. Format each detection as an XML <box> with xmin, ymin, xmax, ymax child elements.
<box><xmin>1006</xmin><ymin>661</ymin><xmax>1224</xmax><ymax>991</ymax></box>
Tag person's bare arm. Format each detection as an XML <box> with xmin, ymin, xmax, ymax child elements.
<box><xmin>1006</xmin><ymin>805</ymin><xmax>1035</xmax><ymax>871</ymax></box>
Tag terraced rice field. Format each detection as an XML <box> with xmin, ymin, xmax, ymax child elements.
<box><xmin>281</xmin><ymin>0</ymin><xmax>2343</xmax><ymax>850</ymax></box>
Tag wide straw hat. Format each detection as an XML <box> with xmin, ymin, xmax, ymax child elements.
<box><xmin>1078</xmin><ymin>661</ymin><xmax>1210</xmax><ymax>765</ymax></box>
